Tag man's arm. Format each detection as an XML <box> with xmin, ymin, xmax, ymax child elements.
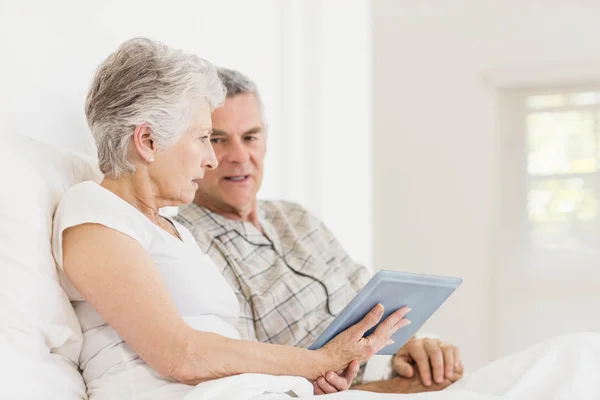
<box><xmin>352</xmin><ymin>375</ymin><xmax>460</xmax><ymax>394</ymax></box>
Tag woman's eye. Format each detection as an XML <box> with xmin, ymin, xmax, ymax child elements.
<box><xmin>211</xmin><ymin>138</ymin><xmax>223</xmax><ymax>144</ymax></box>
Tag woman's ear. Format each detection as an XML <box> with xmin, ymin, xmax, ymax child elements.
<box><xmin>132</xmin><ymin>124</ymin><xmax>156</xmax><ymax>163</ymax></box>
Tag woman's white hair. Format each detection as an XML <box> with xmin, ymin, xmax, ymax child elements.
<box><xmin>85</xmin><ymin>37</ymin><xmax>225</xmax><ymax>178</ymax></box>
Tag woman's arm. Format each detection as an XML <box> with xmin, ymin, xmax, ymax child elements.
<box><xmin>62</xmin><ymin>223</ymin><xmax>409</xmax><ymax>383</ymax></box>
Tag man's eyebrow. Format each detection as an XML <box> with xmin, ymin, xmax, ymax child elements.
<box><xmin>243</xmin><ymin>127</ymin><xmax>263</xmax><ymax>135</ymax></box>
<box><xmin>211</xmin><ymin>127</ymin><xmax>263</xmax><ymax>136</ymax></box>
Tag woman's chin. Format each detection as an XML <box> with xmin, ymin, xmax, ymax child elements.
<box><xmin>180</xmin><ymin>187</ymin><xmax>198</xmax><ymax>204</ymax></box>
<box><xmin>179</xmin><ymin>195</ymin><xmax>194</xmax><ymax>205</ymax></box>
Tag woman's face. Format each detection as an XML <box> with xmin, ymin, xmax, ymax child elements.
<box><xmin>151</xmin><ymin>102</ymin><xmax>217</xmax><ymax>205</ymax></box>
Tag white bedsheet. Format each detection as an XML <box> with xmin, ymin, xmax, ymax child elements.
<box><xmin>180</xmin><ymin>332</ymin><xmax>600</xmax><ymax>400</ymax></box>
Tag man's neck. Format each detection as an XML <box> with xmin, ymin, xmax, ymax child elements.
<box><xmin>195</xmin><ymin>201</ymin><xmax>262</xmax><ymax>233</ymax></box>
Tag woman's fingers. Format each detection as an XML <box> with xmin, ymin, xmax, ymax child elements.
<box><xmin>375</xmin><ymin>307</ymin><xmax>411</xmax><ymax>336</ymax></box>
<box><xmin>324</xmin><ymin>305</ymin><xmax>411</xmax><ymax>371</ymax></box>
<box><xmin>313</xmin><ymin>381</ymin><xmax>325</xmax><ymax>395</ymax></box>
<box><xmin>343</xmin><ymin>360</ymin><xmax>360</xmax><ymax>383</ymax></box>
<box><xmin>368</xmin><ymin>307</ymin><xmax>411</xmax><ymax>349</ymax></box>
<box><xmin>325</xmin><ymin>372</ymin><xmax>347</xmax><ymax>391</ymax></box>
<box><xmin>317</xmin><ymin>376</ymin><xmax>340</xmax><ymax>394</ymax></box>
<box><xmin>348</xmin><ymin>304</ymin><xmax>385</xmax><ymax>338</ymax></box>
<box><xmin>320</xmin><ymin>360</ymin><xmax>360</xmax><ymax>393</ymax></box>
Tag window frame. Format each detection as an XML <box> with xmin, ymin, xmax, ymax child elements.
<box><xmin>498</xmin><ymin>84</ymin><xmax>600</xmax><ymax>271</ymax></box>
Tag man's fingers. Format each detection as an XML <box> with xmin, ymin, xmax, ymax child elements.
<box><xmin>392</xmin><ymin>357</ymin><xmax>414</xmax><ymax>378</ymax></box>
<box><xmin>456</xmin><ymin>360</ymin><xmax>464</xmax><ymax>374</ymax></box>
<box><xmin>317</xmin><ymin>376</ymin><xmax>339</xmax><ymax>393</ymax></box>
<box><xmin>441</xmin><ymin>344</ymin><xmax>455</xmax><ymax>379</ymax></box>
<box><xmin>424</xmin><ymin>339</ymin><xmax>445</xmax><ymax>384</ymax></box>
<box><xmin>454</xmin><ymin>347</ymin><xmax>462</xmax><ymax>369</ymax></box>
<box><xmin>410</xmin><ymin>343</ymin><xmax>433</xmax><ymax>387</ymax></box>
<box><xmin>449</xmin><ymin>369</ymin><xmax>463</xmax><ymax>383</ymax></box>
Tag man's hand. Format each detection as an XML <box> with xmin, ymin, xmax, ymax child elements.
<box><xmin>393</xmin><ymin>337</ymin><xmax>463</xmax><ymax>387</ymax></box>
<box><xmin>313</xmin><ymin>360</ymin><xmax>360</xmax><ymax>395</ymax></box>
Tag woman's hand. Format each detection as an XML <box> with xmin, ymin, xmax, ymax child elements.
<box><xmin>317</xmin><ymin>304</ymin><xmax>411</xmax><ymax>375</ymax></box>
<box><xmin>313</xmin><ymin>360</ymin><xmax>360</xmax><ymax>395</ymax></box>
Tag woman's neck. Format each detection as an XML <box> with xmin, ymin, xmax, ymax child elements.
<box><xmin>101</xmin><ymin>175</ymin><xmax>161</xmax><ymax>224</ymax></box>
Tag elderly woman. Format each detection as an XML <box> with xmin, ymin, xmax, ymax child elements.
<box><xmin>51</xmin><ymin>38</ymin><xmax>410</xmax><ymax>400</ymax></box>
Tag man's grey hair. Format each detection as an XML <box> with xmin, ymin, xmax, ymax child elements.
<box><xmin>216</xmin><ymin>67</ymin><xmax>266</xmax><ymax>125</ymax></box>
<box><xmin>85</xmin><ymin>37</ymin><xmax>226</xmax><ymax>178</ymax></box>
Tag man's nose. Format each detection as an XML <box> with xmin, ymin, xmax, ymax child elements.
<box><xmin>225</xmin><ymin>137</ymin><xmax>250</xmax><ymax>164</ymax></box>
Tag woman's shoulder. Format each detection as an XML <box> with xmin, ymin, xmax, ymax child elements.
<box><xmin>58</xmin><ymin>182</ymin><xmax>132</xmax><ymax>223</ymax></box>
<box><xmin>55</xmin><ymin>181</ymin><xmax>104</xmax><ymax>219</ymax></box>
<box><xmin>59</xmin><ymin>181</ymin><xmax>138</xmax><ymax>215</ymax></box>
<box><xmin>54</xmin><ymin>181</ymin><xmax>152</xmax><ymax>247</ymax></box>
<box><xmin>59</xmin><ymin>180</ymin><xmax>109</xmax><ymax>205</ymax></box>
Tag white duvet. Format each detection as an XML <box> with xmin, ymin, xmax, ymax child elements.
<box><xmin>182</xmin><ymin>332</ymin><xmax>600</xmax><ymax>400</ymax></box>
<box><xmin>3</xmin><ymin>332</ymin><xmax>598</xmax><ymax>399</ymax></box>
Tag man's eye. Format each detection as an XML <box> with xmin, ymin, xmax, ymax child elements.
<box><xmin>211</xmin><ymin>138</ymin><xmax>224</xmax><ymax>144</ymax></box>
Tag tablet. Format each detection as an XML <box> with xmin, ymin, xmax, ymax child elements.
<box><xmin>308</xmin><ymin>270</ymin><xmax>462</xmax><ymax>355</ymax></box>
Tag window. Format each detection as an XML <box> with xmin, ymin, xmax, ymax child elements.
<box><xmin>524</xmin><ymin>90</ymin><xmax>600</xmax><ymax>255</ymax></box>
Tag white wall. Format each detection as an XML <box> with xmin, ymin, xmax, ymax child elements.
<box><xmin>0</xmin><ymin>0</ymin><xmax>372</xmax><ymax>267</ymax></box>
<box><xmin>372</xmin><ymin>0</ymin><xmax>600</xmax><ymax>370</ymax></box>
<box><xmin>278</xmin><ymin>0</ymin><xmax>372</xmax><ymax>268</ymax></box>
<box><xmin>0</xmin><ymin>0</ymin><xmax>283</xmax><ymax>194</ymax></box>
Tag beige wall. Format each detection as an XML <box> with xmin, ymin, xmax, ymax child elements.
<box><xmin>372</xmin><ymin>0</ymin><xmax>600</xmax><ymax>370</ymax></box>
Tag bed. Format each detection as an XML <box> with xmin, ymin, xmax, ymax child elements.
<box><xmin>1</xmin><ymin>134</ymin><xmax>598</xmax><ymax>400</ymax></box>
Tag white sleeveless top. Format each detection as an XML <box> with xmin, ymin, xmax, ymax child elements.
<box><xmin>52</xmin><ymin>181</ymin><xmax>241</xmax><ymax>399</ymax></box>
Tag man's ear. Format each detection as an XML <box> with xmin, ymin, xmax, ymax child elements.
<box><xmin>132</xmin><ymin>124</ymin><xmax>156</xmax><ymax>163</ymax></box>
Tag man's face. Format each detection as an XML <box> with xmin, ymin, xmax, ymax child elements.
<box><xmin>193</xmin><ymin>93</ymin><xmax>266</xmax><ymax>214</ymax></box>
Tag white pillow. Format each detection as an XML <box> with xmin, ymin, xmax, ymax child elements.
<box><xmin>0</xmin><ymin>134</ymin><xmax>101</xmax><ymax>399</ymax></box>
<box><xmin>0</xmin><ymin>336</ymin><xmax>89</xmax><ymax>400</ymax></box>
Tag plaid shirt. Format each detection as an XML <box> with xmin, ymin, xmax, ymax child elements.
<box><xmin>175</xmin><ymin>201</ymin><xmax>371</xmax><ymax>348</ymax></box>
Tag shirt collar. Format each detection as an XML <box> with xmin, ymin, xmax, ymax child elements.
<box><xmin>179</xmin><ymin>203</ymin><xmax>273</xmax><ymax>246</ymax></box>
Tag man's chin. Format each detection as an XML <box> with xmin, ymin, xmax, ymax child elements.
<box><xmin>220</xmin><ymin>193</ymin><xmax>255</xmax><ymax>208</ymax></box>
<box><xmin>227</xmin><ymin>199</ymin><xmax>254</xmax><ymax>210</ymax></box>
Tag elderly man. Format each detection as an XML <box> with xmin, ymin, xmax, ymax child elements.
<box><xmin>174</xmin><ymin>68</ymin><xmax>463</xmax><ymax>394</ymax></box>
